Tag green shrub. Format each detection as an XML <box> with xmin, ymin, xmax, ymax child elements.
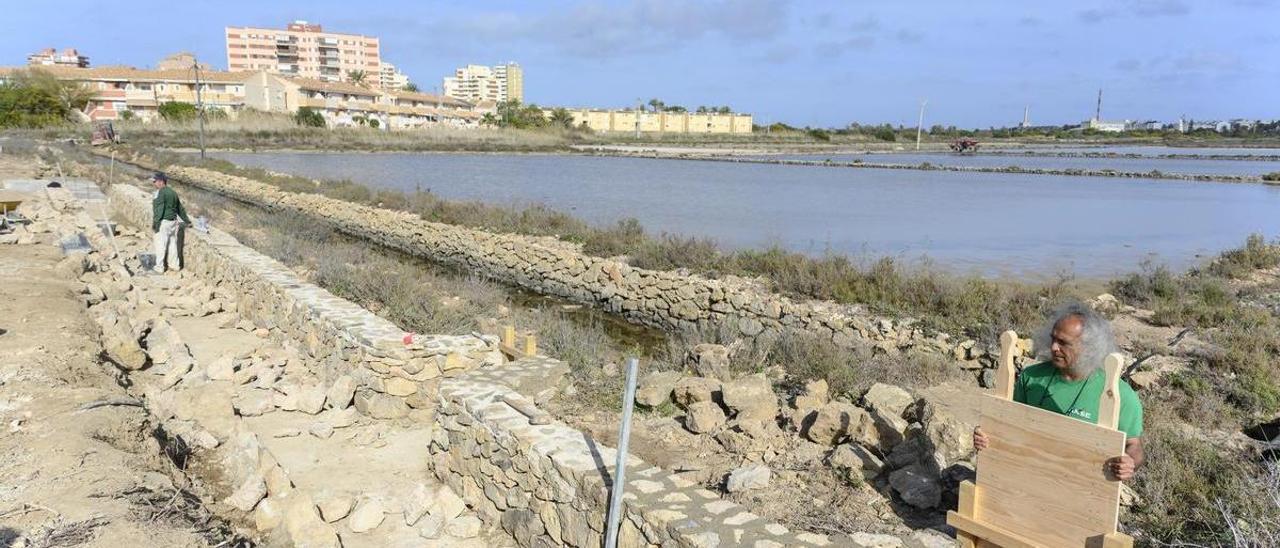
<box><xmin>293</xmin><ymin>107</ymin><xmax>326</xmax><ymax>128</ymax></box>
<box><xmin>158</xmin><ymin>101</ymin><xmax>198</xmax><ymax>121</ymax></box>
<box><xmin>1263</xmin><ymin>172</ymin><xmax>1280</xmax><ymax>181</ymax></box>
<box><xmin>1209</xmin><ymin>233</ymin><xmax>1280</xmax><ymax>278</ymax></box>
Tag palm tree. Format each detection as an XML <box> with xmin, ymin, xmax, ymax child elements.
<box><xmin>648</xmin><ymin>98</ymin><xmax>664</xmax><ymax>113</ymax></box>
<box><xmin>480</xmin><ymin>113</ymin><xmax>498</xmax><ymax>127</ymax></box>
<box><xmin>548</xmin><ymin>108</ymin><xmax>575</xmax><ymax>129</ymax></box>
<box><xmin>346</xmin><ymin>70</ymin><xmax>368</xmax><ymax>86</ymax></box>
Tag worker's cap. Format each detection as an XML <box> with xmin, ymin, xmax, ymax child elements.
<box><xmin>151</xmin><ymin>171</ymin><xmax>168</xmax><ymax>183</ymax></box>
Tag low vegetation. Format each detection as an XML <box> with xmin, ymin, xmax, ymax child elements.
<box><xmin>1105</xmin><ymin>234</ymin><xmax>1280</xmax><ymax>544</ymax></box>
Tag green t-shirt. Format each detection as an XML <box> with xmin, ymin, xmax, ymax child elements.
<box><xmin>1013</xmin><ymin>362</ymin><xmax>1144</xmax><ymax>439</ymax></box>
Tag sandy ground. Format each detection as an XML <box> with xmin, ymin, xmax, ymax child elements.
<box><xmin>0</xmin><ymin>242</ymin><xmax>232</xmax><ymax>547</ymax></box>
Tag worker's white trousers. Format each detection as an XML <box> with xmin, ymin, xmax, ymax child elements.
<box><xmin>153</xmin><ymin>219</ymin><xmax>182</xmax><ymax>272</ymax></box>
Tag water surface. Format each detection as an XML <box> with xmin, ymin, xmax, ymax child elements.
<box><xmin>213</xmin><ymin>151</ymin><xmax>1280</xmax><ymax>279</ymax></box>
<box><xmin>750</xmin><ymin>152</ymin><xmax>1277</xmax><ymax>177</ymax></box>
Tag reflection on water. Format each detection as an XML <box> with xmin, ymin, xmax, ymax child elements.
<box><xmin>212</xmin><ymin>151</ymin><xmax>1280</xmax><ymax>279</ymax></box>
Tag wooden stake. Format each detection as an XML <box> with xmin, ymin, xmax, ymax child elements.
<box><xmin>521</xmin><ymin>333</ymin><xmax>537</xmax><ymax>357</ymax></box>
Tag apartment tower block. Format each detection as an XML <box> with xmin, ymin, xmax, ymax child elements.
<box><xmin>443</xmin><ymin>63</ymin><xmax>523</xmax><ymax>103</ymax></box>
<box><xmin>225</xmin><ymin>21</ymin><xmax>380</xmax><ymax>84</ymax></box>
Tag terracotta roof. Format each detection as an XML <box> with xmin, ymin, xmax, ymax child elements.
<box><xmin>0</xmin><ymin>65</ymin><xmax>249</xmax><ymax>83</ymax></box>
<box><xmin>284</xmin><ymin>76</ymin><xmax>381</xmax><ymax>97</ymax></box>
<box><xmin>386</xmin><ymin>89</ymin><xmax>471</xmax><ymax>108</ymax></box>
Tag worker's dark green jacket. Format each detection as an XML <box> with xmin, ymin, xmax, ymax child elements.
<box><xmin>152</xmin><ymin>186</ymin><xmax>191</xmax><ymax>232</ymax></box>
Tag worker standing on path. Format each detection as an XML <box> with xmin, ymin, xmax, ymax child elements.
<box><xmin>151</xmin><ymin>172</ymin><xmax>190</xmax><ymax>274</ymax></box>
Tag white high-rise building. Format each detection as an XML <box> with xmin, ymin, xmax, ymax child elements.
<box><xmin>442</xmin><ymin>63</ymin><xmax>522</xmax><ymax>103</ymax></box>
<box><xmin>380</xmin><ymin>62</ymin><xmax>410</xmax><ymax>90</ymax></box>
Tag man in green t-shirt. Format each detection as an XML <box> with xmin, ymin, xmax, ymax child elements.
<box><xmin>974</xmin><ymin>302</ymin><xmax>1145</xmax><ymax>481</ymax></box>
<box><xmin>151</xmin><ymin>172</ymin><xmax>191</xmax><ymax>274</ymax></box>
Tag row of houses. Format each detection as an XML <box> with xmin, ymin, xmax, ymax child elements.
<box><xmin>0</xmin><ymin>65</ymin><xmax>755</xmax><ymax>134</ymax></box>
<box><xmin>0</xmin><ymin>65</ymin><xmax>483</xmax><ymax>129</ymax></box>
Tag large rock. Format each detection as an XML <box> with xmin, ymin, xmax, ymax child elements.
<box><xmin>635</xmin><ymin>371</ymin><xmax>682</xmax><ymax>407</ymax></box>
<box><xmin>889</xmin><ymin>463</ymin><xmax>942</xmax><ymax>509</ymax></box>
<box><xmin>294</xmin><ymin>384</ymin><xmax>327</xmax><ymax>415</ymax></box>
<box><xmin>862</xmin><ymin>384</ymin><xmax>914</xmax><ymax>419</ymax></box>
<box><xmin>725</xmin><ymin>463</ymin><xmax>771</xmax><ymax>492</ymax></box>
<box><xmin>315</xmin><ymin>492</ymin><xmax>353</xmax><ymax>523</ymax></box>
<box><xmin>282</xmin><ymin>493</ymin><xmax>341</xmax><ymax>548</ymax></box>
<box><xmin>253</xmin><ymin>497</ymin><xmax>284</xmax><ymax>531</ymax></box>
<box><xmin>102</xmin><ymin>321</ymin><xmax>147</xmax><ymax>370</ymax></box>
<box><xmin>326</xmin><ymin>375</ymin><xmax>355</xmax><ymax>409</ymax></box>
<box><xmin>445</xmin><ymin>515</ymin><xmax>483</xmax><ymax>538</ymax></box>
<box><xmin>918</xmin><ymin>400</ymin><xmax>974</xmax><ymax>469</ymax></box>
<box><xmin>384</xmin><ymin>377</ymin><xmax>418</xmax><ymax>397</ymax></box>
<box><xmin>207</xmin><ymin>353</ymin><xmax>238</xmax><ymax>381</ymax></box>
<box><xmin>225</xmin><ymin>473</ymin><xmax>267</xmax><ymax>512</ymax></box>
<box><xmin>720</xmin><ymin>373</ymin><xmax>779</xmax><ymax>422</ymax></box>
<box><xmin>690</xmin><ymin>344</ymin><xmax>732</xmax><ymax>381</ymax></box>
<box><xmin>54</xmin><ymin>255</ymin><xmax>88</xmax><ymax>280</ymax></box>
<box><xmin>232</xmin><ymin>389</ymin><xmax>276</xmax><ymax>417</ymax></box>
<box><xmin>348</xmin><ymin>497</ymin><xmax>386</xmax><ymax>533</ymax></box>
<box><xmin>353</xmin><ymin>389</ymin><xmax>409</xmax><ymax>419</ymax></box>
<box><xmin>791</xmin><ymin>379</ymin><xmax>829</xmax><ymax>431</ymax></box>
<box><xmin>828</xmin><ymin>443</ymin><xmax>884</xmax><ymax>483</ymax></box>
<box><xmin>806</xmin><ymin>402</ymin><xmax>871</xmax><ymax>446</ymax></box>
<box><xmin>672</xmin><ymin>377</ymin><xmax>722</xmax><ymax>408</ymax></box>
<box><xmin>684</xmin><ymin>400</ymin><xmax>727</xmax><ymax>434</ymax></box>
<box><xmin>427</xmin><ymin>486</ymin><xmax>466</xmax><ymax>522</ymax></box>
<box><xmin>402</xmin><ymin>483</ymin><xmax>434</xmax><ymax>526</ymax></box>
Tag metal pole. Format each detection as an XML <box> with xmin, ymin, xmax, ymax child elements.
<box><xmin>915</xmin><ymin>99</ymin><xmax>927</xmax><ymax>151</ymax></box>
<box><xmin>604</xmin><ymin>357</ymin><xmax>639</xmax><ymax>548</ymax></box>
<box><xmin>193</xmin><ymin>58</ymin><xmax>207</xmax><ymax>160</ymax></box>
<box><xmin>100</xmin><ymin>151</ymin><xmax>121</xmax><ymax>258</ymax></box>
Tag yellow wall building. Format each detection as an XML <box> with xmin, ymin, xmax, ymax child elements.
<box><xmin>550</xmin><ymin>109</ymin><xmax>752</xmax><ymax>134</ymax></box>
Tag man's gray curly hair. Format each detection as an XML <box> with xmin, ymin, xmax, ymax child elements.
<box><xmin>1032</xmin><ymin>301</ymin><xmax>1119</xmax><ymax>378</ymax></box>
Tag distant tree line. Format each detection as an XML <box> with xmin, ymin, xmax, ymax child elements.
<box><xmin>481</xmin><ymin>100</ymin><xmax>581</xmax><ymax>131</ymax></box>
<box><xmin>646</xmin><ymin>99</ymin><xmax>732</xmax><ymax>114</ymax></box>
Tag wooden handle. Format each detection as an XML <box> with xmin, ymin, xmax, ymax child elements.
<box><xmin>995</xmin><ymin>330</ymin><xmax>1019</xmax><ymax>400</ymax></box>
<box><xmin>1098</xmin><ymin>353</ymin><xmax>1125</xmax><ymax>430</ymax></box>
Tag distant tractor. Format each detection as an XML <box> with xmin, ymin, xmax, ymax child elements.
<box><xmin>950</xmin><ymin>138</ymin><xmax>980</xmax><ymax>154</ymax></box>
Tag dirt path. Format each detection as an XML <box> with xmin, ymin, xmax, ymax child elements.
<box><xmin>0</xmin><ymin>243</ymin><xmax>232</xmax><ymax>547</ymax></box>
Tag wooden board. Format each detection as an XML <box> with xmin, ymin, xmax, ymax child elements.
<box><xmin>976</xmin><ymin>394</ymin><xmax>1127</xmax><ymax>547</ymax></box>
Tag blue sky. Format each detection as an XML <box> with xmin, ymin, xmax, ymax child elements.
<box><xmin>3</xmin><ymin>0</ymin><xmax>1277</xmax><ymax>128</ymax></box>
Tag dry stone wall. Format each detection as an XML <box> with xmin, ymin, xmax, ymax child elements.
<box><xmin>106</xmin><ymin>155</ymin><xmax>983</xmax><ymax>364</ymax></box>
<box><xmin>105</xmin><ymin>177</ymin><xmax>869</xmax><ymax>547</ymax></box>
<box><xmin>108</xmin><ymin>183</ymin><xmax>501</xmax><ymax>417</ymax></box>
<box><xmin>431</xmin><ymin>358</ymin><xmax>858</xmax><ymax>547</ymax></box>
